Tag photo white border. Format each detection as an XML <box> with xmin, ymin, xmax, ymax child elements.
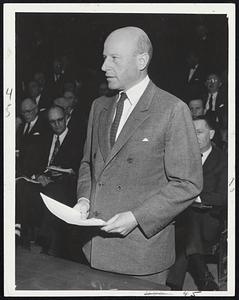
<box><xmin>4</xmin><ymin>3</ymin><xmax>236</xmax><ymax>297</ymax></box>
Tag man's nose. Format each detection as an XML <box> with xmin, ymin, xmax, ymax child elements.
<box><xmin>101</xmin><ymin>57</ymin><xmax>109</xmax><ymax>72</ymax></box>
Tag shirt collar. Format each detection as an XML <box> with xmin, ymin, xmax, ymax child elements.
<box><xmin>201</xmin><ymin>145</ymin><xmax>212</xmax><ymax>161</ymax></box>
<box><xmin>121</xmin><ymin>75</ymin><xmax>150</xmax><ymax>105</ymax></box>
<box><xmin>54</xmin><ymin>127</ymin><xmax>68</xmax><ymax>144</ymax></box>
<box><xmin>209</xmin><ymin>91</ymin><xmax>218</xmax><ymax>98</ymax></box>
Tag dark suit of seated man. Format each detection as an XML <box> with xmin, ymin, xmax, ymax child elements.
<box><xmin>16</xmin><ymin>98</ymin><xmax>50</xmax><ymax>177</ymax></box>
<box><xmin>167</xmin><ymin>115</ymin><xmax>227</xmax><ymax>291</ymax></box>
<box><xmin>16</xmin><ymin>105</ymin><xmax>84</xmax><ymax>255</ymax></box>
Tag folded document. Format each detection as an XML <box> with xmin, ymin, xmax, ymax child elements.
<box><xmin>40</xmin><ymin>193</ymin><xmax>106</xmax><ymax>226</ymax></box>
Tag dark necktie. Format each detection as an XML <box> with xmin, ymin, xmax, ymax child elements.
<box><xmin>24</xmin><ymin>122</ymin><xmax>31</xmax><ymax>135</ymax></box>
<box><xmin>50</xmin><ymin>136</ymin><xmax>60</xmax><ymax>165</ymax></box>
<box><xmin>208</xmin><ymin>94</ymin><xmax>213</xmax><ymax>112</ymax></box>
<box><xmin>110</xmin><ymin>92</ymin><xmax>127</xmax><ymax>148</ymax></box>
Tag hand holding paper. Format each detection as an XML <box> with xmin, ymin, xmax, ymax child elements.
<box><xmin>73</xmin><ymin>199</ymin><xmax>90</xmax><ymax>220</ymax></box>
<box><xmin>40</xmin><ymin>193</ymin><xmax>106</xmax><ymax>226</ymax></box>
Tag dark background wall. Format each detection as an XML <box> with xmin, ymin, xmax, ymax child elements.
<box><xmin>16</xmin><ymin>13</ymin><xmax>228</xmax><ymax>111</ymax></box>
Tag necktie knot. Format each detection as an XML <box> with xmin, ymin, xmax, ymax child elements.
<box><xmin>118</xmin><ymin>92</ymin><xmax>127</xmax><ymax>103</ymax></box>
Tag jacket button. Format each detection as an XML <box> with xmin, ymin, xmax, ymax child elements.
<box><xmin>117</xmin><ymin>185</ymin><xmax>122</xmax><ymax>191</ymax></box>
<box><xmin>127</xmin><ymin>157</ymin><xmax>133</xmax><ymax>163</ymax></box>
<box><xmin>93</xmin><ymin>153</ymin><xmax>96</xmax><ymax>159</ymax></box>
<box><xmin>98</xmin><ymin>182</ymin><xmax>104</xmax><ymax>187</ymax></box>
<box><xmin>94</xmin><ymin>211</ymin><xmax>99</xmax><ymax>217</ymax></box>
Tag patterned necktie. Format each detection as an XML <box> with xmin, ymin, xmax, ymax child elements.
<box><xmin>110</xmin><ymin>92</ymin><xmax>127</xmax><ymax>148</ymax></box>
<box><xmin>24</xmin><ymin>122</ymin><xmax>31</xmax><ymax>135</ymax></box>
<box><xmin>49</xmin><ymin>136</ymin><xmax>60</xmax><ymax>165</ymax></box>
<box><xmin>208</xmin><ymin>94</ymin><xmax>213</xmax><ymax>112</ymax></box>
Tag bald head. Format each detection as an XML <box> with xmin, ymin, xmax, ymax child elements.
<box><xmin>21</xmin><ymin>98</ymin><xmax>38</xmax><ymax>123</ymax></box>
<box><xmin>48</xmin><ymin>105</ymin><xmax>67</xmax><ymax>135</ymax></box>
<box><xmin>102</xmin><ymin>27</ymin><xmax>152</xmax><ymax>91</ymax></box>
<box><xmin>108</xmin><ymin>27</ymin><xmax>153</xmax><ymax>62</ymax></box>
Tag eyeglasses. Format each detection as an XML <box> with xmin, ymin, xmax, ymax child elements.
<box><xmin>21</xmin><ymin>107</ymin><xmax>36</xmax><ymax>115</ymax></box>
<box><xmin>206</xmin><ymin>78</ymin><xmax>219</xmax><ymax>83</ymax></box>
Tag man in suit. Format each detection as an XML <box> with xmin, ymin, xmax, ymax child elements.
<box><xmin>16</xmin><ymin>98</ymin><xmax>50</xmax><ymax>177</ymax></box>
<box><xmin>73</xmin><ymin>26</ymin><xmax>203</xmax><ymax>285</ymax></box>
<box><xmin>16</xmin><ymin>105</ymin><xmax>83</xmax><ymax>253</ymax></box>
<box><xmin>166</xmin><ymin>115</ymin><xmax>227</xmax><ymax>290</ymax></box>
<box><xmin>203</xmin><ymin>72</ymin><xmax>227</xmax><ymax>129</ymax></box>
<box><xmin>176</xmin><ymin>50</ymin><xmax>206</xmax><ymax>102</ymax></box>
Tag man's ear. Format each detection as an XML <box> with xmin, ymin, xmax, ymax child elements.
<box><xmin>137</xmin><ymin>53</ymin><xmax>150</xmax><ymax>71</ymax></box>
<box><xmin>209</xmin><ymin>129</ymin><xmax>215</xmax><ymax>140</ymax></box>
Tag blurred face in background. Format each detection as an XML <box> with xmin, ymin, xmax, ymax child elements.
<box><xmin>205</xmin><ymin>74</ymin><xmax>222</xmax><ymax>94</ymax></box>
<box><xmin>21</xmin><ymin>98</ymin><xmax>38</xmax><ymax>123</ymax></box>
<box><xmin>53</xmin><ymin>59</ymin><xmax>63</xmax><ymax>75</ymax></box>
<box><xmin>63</xmin><ymin>91</ymin><xmax>77</xmax><ymax>109</ymax></box>
<box><xmin>28</xmin><ymin>80</ymin><xmax>41</xmax><ymax>98</ymax></box>
<box><xmin>34</xmin><ymin>72</ymin><xmax>46</xmax><ymax>90</ymax></box>
<box><xmin>48</xmin><ymin>107</ymin><xmax>67</xmax><ymax>135</ymax></box>
<box><xmin>189</xmin><ymin>99</ymin><xmax>204</xmax><ymax>119</ymax></box>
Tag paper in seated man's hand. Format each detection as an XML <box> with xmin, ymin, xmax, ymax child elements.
<box><xmin>73</xmin><ymin>198</ymin><xmax>90</xmax><ymax>220</ymax></box>
<box><xmin>36</xmin><ymin>175</ymin><xmax>53</xmax><ymax>187</ymax></box>
<box><xmin>101</xmin><ymin>211</ymin><xmax>138</xmax><ymax>236</ymax></box>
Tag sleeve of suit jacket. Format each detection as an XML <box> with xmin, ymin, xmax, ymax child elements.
<box><xmin>133</xmin><ymin>101</ymin><xmax>203</xmax><ymax>238</ymax></box>
<box><xmin>76</xmin><ymin>101</ymin><xmax>95</xmax><ymax>199</ymax></box>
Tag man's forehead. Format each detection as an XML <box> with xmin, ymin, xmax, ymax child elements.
<box><xmin>190</xmin><ymin>99</ymin><xmax>203</xmax><ymax>106</ymax></box>
<box><xmin>21</xmin><ymin>100</ymin><xmax>35</xmax><ymax>109</ymax></box>
<box><xmin>104</xmin><ymin>31</ymin><xmax>137</xmax><ymax>52</ymax></box>
<box><xmin>194</xmin><ymin>119</ymin><xmax>208</xmax><ymax>128</ymax></box>
<box><xmin>48</xmin><ymin>109</ymin><xmax>64</xmax><ymax>120</ymax></box>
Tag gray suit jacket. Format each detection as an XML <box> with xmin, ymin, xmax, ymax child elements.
<box><xmin>77</xmin><ymin>80</ymin><xmax>203</xmax><ymax>275</ymax></box>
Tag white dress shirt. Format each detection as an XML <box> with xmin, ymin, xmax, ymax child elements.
<box><xmin>23</xmin><ymin>115</ymin><xmax>38</xmax><ymax>134</ymax></box>
<box><xmin>188</xmin><ymin>64</ymin><xmax>198</xmax><ymax>82</ymax></box>
<box><xmin>47</xmin><ymin>127</ymin><xmax>68</xmax><ymax>166</ymax></box>
<box><xmin>195</xmin><ymin>146</ymin><xmax>212</xmax><ymax>203</ymax></box>
<box><xmin>205</xmin><ymin>92</ymin><xmax>218</xmax><ymax>112</ymax></box>
<box><xmin>114</xmin><ymin>75</ymin><xmax>150</xmax><ymax>140</ymax></box>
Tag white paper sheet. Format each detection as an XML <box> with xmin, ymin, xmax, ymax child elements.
<box><xmin>40</xmin><ymin>193</ymin><xmax>106</xmax><ymax>226</ymax></box>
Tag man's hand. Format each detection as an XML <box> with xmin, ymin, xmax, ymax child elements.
<box><xmin>36</xmin><ymin>175</ymin><xmax>53</xmax><ymax>187</ymax></box>
<box><xmin>101</xmin><ymin>211</ymin><xmax>138</xmax><ymax>236</ymax></box>
<box><xmin>73</xmin><ymin>198</ymin><xmax>90</xmax><ymax>220</ymax></box>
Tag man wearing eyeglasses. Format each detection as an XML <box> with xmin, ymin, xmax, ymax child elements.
<box><xmin>203</xmin><ymin>73</ymin><xmax>227</xmax><ymax>129</ymax></box>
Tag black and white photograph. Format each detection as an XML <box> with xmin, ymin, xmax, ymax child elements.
<box><xmin>4</xmin><ymin>3</ymin><xmax>235</xmax><ymax>297</ymax></box>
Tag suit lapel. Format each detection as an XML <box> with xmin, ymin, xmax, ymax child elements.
<box><xmin>104</xmin><ymin>81</ymin><xmax>156</xmax><ymax>168</ymax></box>
<box><xmin>98</xmin><ymin>95</ymin><xmax>117</xmax><ymax>161</ymax></box>
<box><xmin>203</xmin><ymin>147</ymin><xmax>218</xmax><ymax>174</ymax></box>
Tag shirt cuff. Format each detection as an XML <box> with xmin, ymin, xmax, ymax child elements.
<box><xmin>77</xmin><ymin>197</ymin><xmax>90</xmax><ymax>204</ymax></box>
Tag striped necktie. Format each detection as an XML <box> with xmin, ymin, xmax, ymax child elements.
<box><xmin>110</xmin><ymin>92</ymin><xmax>127</xmax><ymax>148</ymax></box>
<box><xmin>49</xmin><ymin>136</ymin><xmax>60</xmax><ymax>165</ymax></box>
<box><xmin>208</xmin><ymin>94</ymin><xmax>213</xmax><ymax>112</ymax></box>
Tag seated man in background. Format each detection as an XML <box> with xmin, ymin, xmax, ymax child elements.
<box><xmin>16</xmin><ymin>98</ymin><xmax>50</xmax><ymax>177</ymax></box>
<box><xmin>203</xmin><ymin>72</ymin><xmax>227</xmax><ymax>130</ymax></box>
<box><xmin>188</xmin><ymin>98</ymin><xmax>205</xmax><ymax>119</ymax></box>
<box><xmin>16</xmin><ymin>105</ymin><xmax>83</xmax><ymax>256</ymax></box>
<box><xmin>167</xmin><ymin>115</ymin><xmax>227</xmax><ymax>291</ymax></box>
